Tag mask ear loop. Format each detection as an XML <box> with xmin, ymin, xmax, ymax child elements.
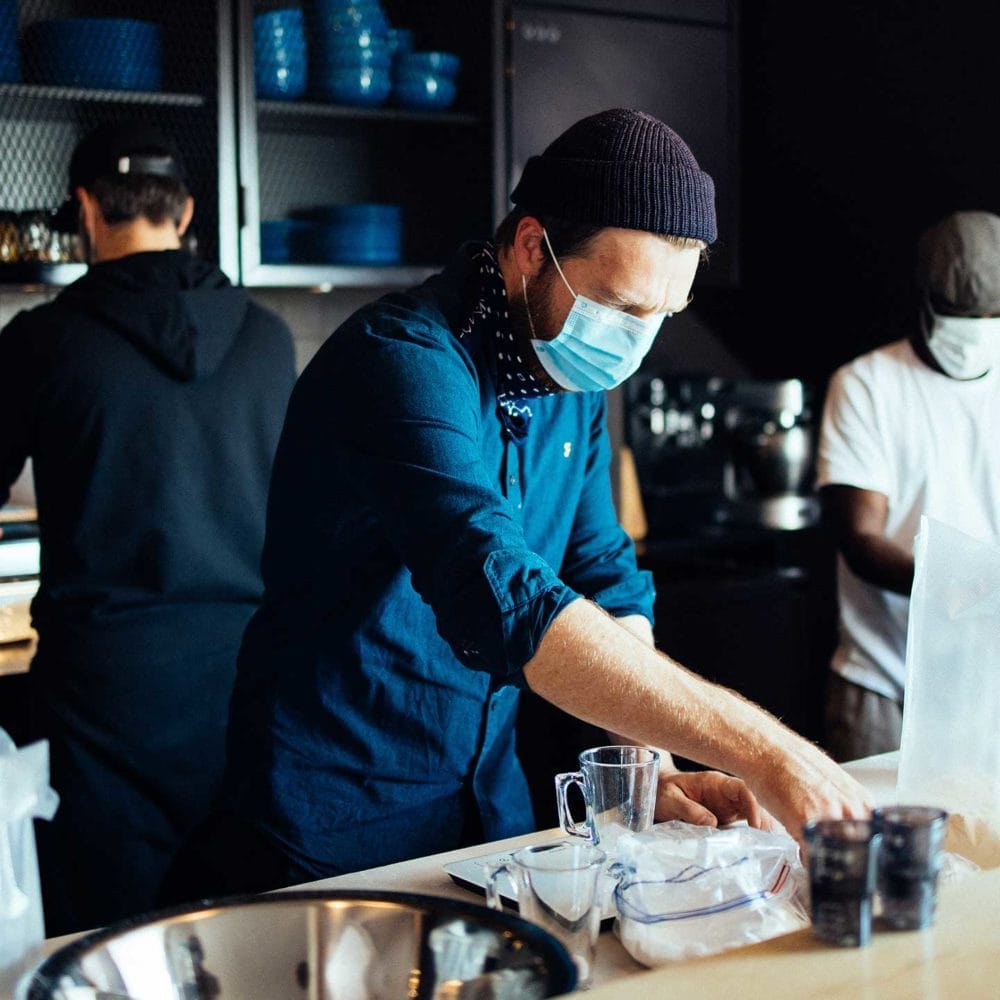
<box><xmin>521</xmin><ymin>273</ymin><xmax>537</xmax><ymax>338</ymax></box>
<box><xmin>541</xmin><ymin>228</ymin><xmax>577</xmax><ymax>298</ymax></box>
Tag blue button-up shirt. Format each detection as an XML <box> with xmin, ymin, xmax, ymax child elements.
<box><xmin>223</xmin><ymin>243</ymin><xmax>655</xmax><ymax>876</ymax></box>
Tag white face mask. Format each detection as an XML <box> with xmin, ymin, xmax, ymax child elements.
<box><xmin>926</xmin><ymin>312</ymin><xmax>1000</xmax><ymax>379</ymax></box>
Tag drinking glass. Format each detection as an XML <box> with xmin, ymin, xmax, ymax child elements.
<box><xmin>554</xmin><ymin>745</ymin><xmax>659</xmax><ymax>852</ymax></box>
<box><xmin>803</xmin><ymin>818</ymin><xmax>881</xmax><ymax>947</ymax></box>
<box><xmin>485</xmin><ymin>841</ymin><xmax>606</xmax><ymax>989</ymax></box>
<box><xmin>873</xmin><ymin>805</ymin><xmax>949</xmax><ymax>930</ymax></box>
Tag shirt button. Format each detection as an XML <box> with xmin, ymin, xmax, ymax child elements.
<box><xmin>508</xmin><ymin>475</ymin><xmax>517</xmax><ymax>485</ymax></box>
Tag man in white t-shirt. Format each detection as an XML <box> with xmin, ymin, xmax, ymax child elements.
<box><xmin>817</xmin><ymin>210</ymin><xmax>1000</xmax><ymax>762</ymax></box>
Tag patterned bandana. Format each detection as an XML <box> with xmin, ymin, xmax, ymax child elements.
<box><xmin>458</xmin><ymin>242</ymin><xmax>554</xmax><ymax>443</ymax></box>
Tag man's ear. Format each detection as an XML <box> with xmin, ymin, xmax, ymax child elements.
<box><xmin>76</xmin><ymin>187</ymin><xmax>99</xmax><ymax>234</ymax></box>
<box><xmin>511</xmin><ymin>214</ymin><xmax>547</xmax><ymax>281</ymax></box>
<box><xmin>177</xmin><ymin>195</ymin><xmax>194</xmax><ymax>237</ymax></box>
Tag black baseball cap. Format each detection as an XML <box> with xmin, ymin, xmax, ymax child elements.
<box><xmin>52</xmin><ymin>123</ymin><xmax>187</xmax><ymax>232</ymax></box>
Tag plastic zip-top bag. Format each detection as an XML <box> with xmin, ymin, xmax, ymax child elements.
<box><xmin>0</xmin><ymin>727</ymin><xmax>58</xmax><ymax>978</ymax></box>
<box><xmin>609</xmin><ymin>821</ymin><xmax>809</xmax><ymax>966</ymax></box>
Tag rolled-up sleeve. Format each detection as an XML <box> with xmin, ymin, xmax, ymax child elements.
<box><xmin>320</xmin><ymin>313</ymin><xmax>579</xmax><ymax>680</ymax></box>
<box><xmin>559</xmin><ymin>392</ymin><xmax>655</xmax><ymax>623</ymax></box>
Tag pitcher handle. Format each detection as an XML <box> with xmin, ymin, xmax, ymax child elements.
<box><xmin>484</xmin><ymin>860</ymin><xmax>514</xmax><ymax>912</ymax></box>
<box><xmin>554</xmin><ymin>770</ymin><xmax>592</xmax><ymax>840</ymax></box>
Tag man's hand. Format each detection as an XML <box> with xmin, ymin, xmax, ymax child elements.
<box><xmin>746</xmin><ymin>737</ymin><xmax>874</xmax><ymax>851</ymax></box>
<box><xmin>655</xmin><ymin>770</ymin><xmax>777</xmax><ymax>830</ymax></box>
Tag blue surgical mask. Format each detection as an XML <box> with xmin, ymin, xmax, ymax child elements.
<box><xmin>524</xmin><ymin>229</ymin><xmax>669</xmax><ymax>392</ymax></box>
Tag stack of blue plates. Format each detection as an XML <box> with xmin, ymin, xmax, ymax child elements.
<box><xmin>254</xmin><ymin>8</ymin><xmax>307</xmax><ymax>101</ymax></box>
<box><xmin>23</xmin><ymin>17</ymin><xmax>162</xmax><ymax>92</ymax></box>
<box><xmin>260</xmin><ymin>218</ymin><xmax>322</xmax><ymax>264</ymax></box>
<box><xmin>393</xmin><ymin>50</ymin><xmax>460</xmax><ymax>110</ymax></box>
<box><xmin>304</xmin><ymin>202</ymin><xmax>402</xmax><ymax>264</ymax></box>
<box><xmin>310</xmin><ymin>0</ymin><xmax>392</xmax><ymax>106</ymax></box>
<box><xmin>0</xmin><ymin>0</ymin><xmax>20</xmax><ymax>84</ymax></box>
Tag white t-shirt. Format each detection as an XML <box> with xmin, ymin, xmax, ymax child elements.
<box><xmin>817</xmin><ymin>339</ymin><xmax>1000</xmax><ymax>700</ymax></box>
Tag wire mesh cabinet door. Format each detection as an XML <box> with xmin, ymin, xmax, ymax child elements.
<box><xmin>0</xmin><ymin>0</ymin><xmax>238</xmax><ymax>286</ymax></box>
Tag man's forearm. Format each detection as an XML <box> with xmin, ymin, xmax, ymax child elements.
<box><xmin>606</xmin><ymin>613</ymin><xmax>677</xmax><ymax>773</ymax></box>
<box><xmin>525</xmin><ymin>599</ymin><xmax>785</xmax><ymax>778</ymax></box>
<box><xmin>842</xmin><ymin>533</ymin><xmax>914</xmax><ymax>596</ymax></box>
<box><xmin>523</xmin><ymin>597</ymin><xmax>872</xmax><ymax>838</ymax></box>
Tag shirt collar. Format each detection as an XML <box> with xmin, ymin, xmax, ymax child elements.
<box><xmin>460</xmin><ymin>242</ymin><xmax>560</xmax><ymax>443</ymax></box>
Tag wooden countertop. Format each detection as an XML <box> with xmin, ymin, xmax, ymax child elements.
<box><xmin>0</xmin><ymin>634</ymin><xmax>34</xmax><ymax>677</ymax></box>
<box><xmin>274</xmin><ymin>752</ymin><xmax>1000</xmax><ymax>998</ymax></box>
<box><xmin>7</xmin><ymin>754</ymin><xmax>997</xmax><ymax>999</ymax></box>
<box><xmin>583</xmin><ymin>867</ymin><xmax>1000</xmax><ymax>999</ymax></box>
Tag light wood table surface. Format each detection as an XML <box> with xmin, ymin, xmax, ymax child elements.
<box><xmin>8</xmin><ymin>752</ymin><xmax>998</xmax><ymax>999</ymax></box>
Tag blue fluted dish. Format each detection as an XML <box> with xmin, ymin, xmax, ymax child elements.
<box><xmin>317</xmin><ymin>32</ymin><xmax>391</xmax><ymax>70</ymax></box>
<box><xmin>260</xmin><ymin>219</ymin><xmax>324</xmax><ymax>263</ymax></box>
<box><xmin>320</xmin><ymin>64</ymin><xmax>390</xmax><ymax>106</ymax></box>
<box><xmin>295</xmin><ymin>202</ymin><xmax>403</xmax><ymax>264</ymax></box>
<box><xmin>254</xmin><ymin>8</ymin><xmax>307</xmax><ymax>99</ymax></box>
<box><xmin>396</xmin><ymin>50</ymin><xmax>460</xmax><ymax>78</ymax></box>
<box><xmin>309</xmin><ymin>202</ymin><xmax>402</xmax><ymax>225</ymax></box>
<box><xmin>311</xmin><ymin>0</ymin><xmax>389</xmax><ymax>34</ymax></box>
<box><xmin>23</xmin><ymin>18</ymin><xmax>162</xmax><ymax>92</ymax></box>
<box><xmin>393</xmin><ymin>69</ymin><xmax>456</xmax><ymax>110</ymax></box>
<box><xmin>386</xmin><ymin>27</ymin><xmax>414</xmax><ymax>59</ymax></box>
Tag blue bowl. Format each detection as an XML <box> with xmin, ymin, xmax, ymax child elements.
<box><xmin>324</xmin><ymin>27</ymin><xmax>389</xmax><ymax>50</ymax></box>
<box><xmin>396</xmin><ymin>50</ymin><xmax>460</xmax><ymax>78</ymax></box>
<box><xmin>312</xmin><ymin>1</ymin><xmax>389</xmax><ymax>34</ymax></box>
<box><xmin>393</xmin><ymin>69</ymin><xmax>456</xmax><ymax>110</ymax></box>
<box><xmin>0</xmin><ymin>0</ymin><xmax>20</xmax><ymax>83</ymax></box>
<box><xmin>318</xmin><ymin>33</ymin><xmax>391</xmax><ymax>69</ymax></box>
<box><xmin>254</xmin><ymin>9</ymin><xmax>307</xmax><ymax>99</ymax></box>
<box><xmin>296</xmin><ymin>202</ymin><xmax>403</xmax><ymax>263</ymax></box>
<box><xmin>316</xmin><ymin>202</ymin><xmax>402</xmax><ymax>225</ymax></box>
<box><xmin>387</xmin><ymin>27</ymin><xmax>414</xmax><ymax>59</ymax></box>
<box><xmin>318</xmin><ymin>225</ymin><xmax>402</xmax><ymax>264</ymax></box>
<box><xmin>320</xmin><ymin>64</ymin><xmax>390</xmax><ymax>106</ymax></box>
<box><xmin>24</xmin><ymin>18</ymin><xmax>162</xmax><ymax>92</ymax></box>
<box><xmin>260</xmin><ymin>219</ymin><xmax>322</xmax><ymax>263</ymax></box>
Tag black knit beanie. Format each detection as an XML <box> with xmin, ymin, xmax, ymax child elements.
<box><xmin>510</xmin><ymin>108</ymin><xmax>717</xmax><ymax>244</ymax></box>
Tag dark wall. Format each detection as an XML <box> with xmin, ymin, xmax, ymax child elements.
<box><xmin>728</xmin><ymin>1</ymin><xmax>1000</xmax><ymax>386</ymax></box>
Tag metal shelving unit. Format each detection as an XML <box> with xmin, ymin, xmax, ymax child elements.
<box><xmin>237</xmin><ymin>0</ymin><xmax>500</xmax><ymax>289</ymax></box>
<box><xmin>0</xmin><ymin>0</ymin><xmax>238</xmax><ymax>287</ymax></box>
<box><xmin>248</xmin><ymin>261</ymin><xmax>437</xmax><ymax>291</ymax></box>
<box><xmin>0</xmin><ymin>1</ymin><xmax>501</xmax><ymax>291</ymax></box>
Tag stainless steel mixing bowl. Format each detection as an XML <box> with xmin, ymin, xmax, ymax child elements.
<box><xmin>731</xmin><ymin>421</ymin><xmax>815</xmax><ymax>497</ymax></box>
<box><xmin>23</xmin><ymin>890</ymin><xmax>577</xmax><ymax>999</ymax></box>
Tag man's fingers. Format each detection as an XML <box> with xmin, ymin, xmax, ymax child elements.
<box><xmin>656</xmin><ymin>782</ymin><xmax>718</xmax><ymax>827</ymax></box>
<box><xmin>720</xmin><ymin>775</ymin><xmax>764</xmax><ymax>828</ymax></box>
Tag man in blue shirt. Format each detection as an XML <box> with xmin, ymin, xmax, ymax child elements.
<box><xmin>163</xmin><ymin>109</ymin><xmax>870</xmax><ymax>901</ymax></box>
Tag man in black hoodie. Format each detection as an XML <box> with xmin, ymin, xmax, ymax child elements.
<box><xmin>0</xmin><ymin>123</ymin><xmax>297</xmax><ymax>934</ymax></box>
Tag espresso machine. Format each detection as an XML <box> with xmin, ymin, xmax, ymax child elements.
<box><xmin>625</xmin><ymin>374</ymin><xmax>821</xmax><ymax>536</ymax></box>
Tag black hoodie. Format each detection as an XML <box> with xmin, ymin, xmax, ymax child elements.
<box><xmin>0</xmin><ymin>250</ymin><xmax>297</xmax><ymax>641</ymax></box>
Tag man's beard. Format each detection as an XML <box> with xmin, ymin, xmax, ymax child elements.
<box><xmin>506</xmin><ymin>263</ymin><xmax>565</xmax><ymax>393</ymax></box>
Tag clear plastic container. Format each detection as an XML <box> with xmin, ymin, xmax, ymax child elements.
<box><xmin>0</xmin><ymin>728</ymin><xmax>58</xmax><ymax>980</ymax></box>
